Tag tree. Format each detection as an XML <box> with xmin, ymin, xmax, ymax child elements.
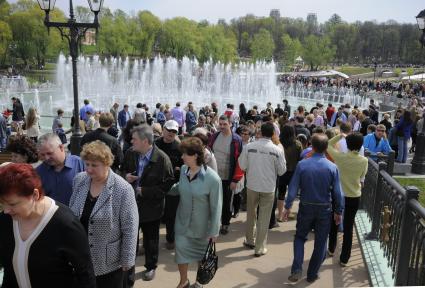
<box><xmin>75</xmin><ymin>6</ymin><xmax>92</xmax><ymax>23</ymax></box>
<box><xmin>158</xmin><ymin>17</ymin><xmax>201</xmax><ymax>60</ymax></box>
<box><xmin>0</xmin><ymin>20</ymin><xmax>12</xmax><ymax>65</ymax></box>
<box><xmin>198</xmin><ymin>25</ymin><xmax>237</xmax><ymax>63</ymax></box>
<box><xmin>250</xmin><ymin>28</ymin><xmax>275</xmax><ymax>61</ymax></box>
<box><xmin>281</xmin><ymin>34</ymin><xmax>302</xmax><ymax>67</ymax></box>
<box><xmin>302</xmin><ymin>35</ymin><xmax>335</xmax><ymax>70</ymax></box>
<box><xmin>97</xmin><ymin>10</ymin><xmax>132</xmax><ymax>56</ymax></box>
<box><xmin>130</xmin><ymin>10</ymin><xmax>161</xmax><ymax>58</ymax></box>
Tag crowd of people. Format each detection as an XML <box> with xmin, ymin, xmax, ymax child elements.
<box><xmin>280</xmin><ymin>76</ymin><xmax>425</xmax><ymax>98</ymax></box>
<box><xmin>0</xmin><ymin>92</ymin><xmax>424</xmax><ymax>287</ymax></box>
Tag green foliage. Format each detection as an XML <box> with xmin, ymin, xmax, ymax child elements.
<box><xmin>0</xmin><ymin>20</ymin><xmax>11</xmax><ymax>65</ymax></box>
<box><xmin>158</xmin><ymin>17</ymin><xmax>201</xmax><ymax>60</ymax></box>
<box><xmin>198</xmin><ymin>25</ymin><xmax>237</xmax><ymax>63</ymax></box>
<box><xmin>406</xmin><ymin>67</ymin><xmax>414</xmax><ymax>76</ymax></box>
<box><xmin>393</xmin><ymin>68</ymin><xmax>402</xmax><ymax>77</ymax></box>
<box><xmin>336</xmin><ymin>66</ymin><xmax>373</xmax><ymax>76</ymax></box>
<box><xmin>1</xmin><ymin>0</ymin><xmax>425</xmax><ymax>69</ymax></box>
<box><xmin>281</xmin><ymin>34</ymin><xmax>302</xmax><ymax>67</ymax></box>
<box><xmin>250</xmin><ymin>28</ymin><xmax>275</xmax><ymax>62</ymax></box>
<box><xmin>130</xmin><ymin>10</ymin><xmax>161</xmax><ymax>58</ymax></box>
<box><xmin>395</xmin><ymin>178</ymin><xmax>425</xmax><ymax>207</ymax></box>
<box><xmin>97</xmin><ymin>10</ymin><xmax>133</xmax><ymax>56</ymax></box>
<box><xmin>302</xmin><ymin>35</ymin><xmax>336</xmax><ymax>70</ymax></box>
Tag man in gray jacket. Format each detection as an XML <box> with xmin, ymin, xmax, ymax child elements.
<box><xmin>238</xmin><ymin>122</ymin><xmax>286</xmax><ymax>257</ymax></box>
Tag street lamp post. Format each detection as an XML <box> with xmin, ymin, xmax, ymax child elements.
<box><xmin>37</xmin><ymin>0</ymin><xmax>103</xmax><ymax>155</ymax></box>
<box><xmin>411</xmin><ymin>10</ymin><xmax>425</xmax><ymax>174</ymax></box>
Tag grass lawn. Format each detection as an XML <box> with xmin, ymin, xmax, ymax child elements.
<box><xmin>336</xmin><ymin>66</ymin><xmax>374</xmax><ymax>76</ymax></box>
<box><xmin>395</xmin><ymin>178</ymin><xmax>425</xmax><ymax>206</ymax></box>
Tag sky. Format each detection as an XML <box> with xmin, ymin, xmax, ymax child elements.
<box><xmin>44</xmin><ymin>0</ymin><xmax>424</xmax><ymax>24</ymax></box>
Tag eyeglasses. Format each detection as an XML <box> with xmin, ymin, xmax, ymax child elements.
<box><xmin>165</xmin><ymin>128</ymin><xmax>177</xmax><ymax>134</ymax></box>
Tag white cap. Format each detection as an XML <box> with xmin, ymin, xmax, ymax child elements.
<box><xmin>164</xmin><ymin>120</ymin><xmax>179</xmax><ymax>132</ymax></box>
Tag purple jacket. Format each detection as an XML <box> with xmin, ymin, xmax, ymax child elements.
<box><xmin>171</xmin><ymin>107</ymin><xmax>184</xmax><ymax>127</ymax></box>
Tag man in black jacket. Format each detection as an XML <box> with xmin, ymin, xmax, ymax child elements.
<box><xmin>80</xmin><ymin>112</ymin><xmax>123</xmax><ymax>171</ymax></box>
<box><xmin>360</xmin><ymin>110</ymin><xmax>374</xmax><ymax>136</ymax></box>
<box><xmin>154</xmin><ymin>120</ymin><xmax>183</xmax><ymax>251</ymax></box>
<box><xmin>11</xmin><ymin>97</ymin><xmax>25</xmax><ymax>122</ymax></box>
<box><xmin>294</xmin><ymin>116</ymin><xmax>311</xmax><ymax>140</ymax></box>
<box><xmin>121</xmin><ymin>125</ymin><xmax>174</xmax><ymax>282</ymax></box>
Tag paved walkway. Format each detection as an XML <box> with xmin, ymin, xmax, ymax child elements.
<box><xmin>134</xmin><ymin>200</ymin><xmax>370</xmax><ymax>288</ymax></box>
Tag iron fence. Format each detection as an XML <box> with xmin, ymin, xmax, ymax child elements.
<box><xmin>361</xmin><ymin>157</ymin><xmax>423</xmax><ymax>286</ymax></box>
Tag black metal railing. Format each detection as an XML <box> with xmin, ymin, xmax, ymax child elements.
<box><xmin>361</xmin><ymin>157</ymin><xmax>424</xmax><ymax>286</ymax></box>
<box><xmin>364</xmin><ymin>150</ymin><xmax>395</xmax><ymax>176</ymax></box>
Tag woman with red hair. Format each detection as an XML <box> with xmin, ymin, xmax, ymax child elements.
<box><xmin>0</xmin><ymin>163</ymin><xmax>95</xmax><ymax>287</ymax></box>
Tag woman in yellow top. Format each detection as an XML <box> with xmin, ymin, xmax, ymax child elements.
<box><xmin>326</xmin><ymin>132</ymin><xmax>368</xmax><ymax>266</ymax></box>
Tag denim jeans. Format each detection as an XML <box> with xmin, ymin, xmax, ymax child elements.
<box><xmin>291</xmin><ymin>203</ymin><xmax>332</xmax><ymax>280</ymax></box>
<box><xmin>396</xmin><ymin>136</ymin><xmax>408</xmax><ymax>163</ymax></box>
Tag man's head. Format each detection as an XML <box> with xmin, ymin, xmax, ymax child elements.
<box><xmin>296</xmin><ymin>116</ymin><xmax>304</xmax><ymax>125</ymax></box>
<box><xmin>131</xmin><ymin>125</ymin><xmax>154</xmax><ymax>154</ymax></box>
<box><xmin>311</xmin><ymin>134</ymin><xmax>328</xmax><ymax>154</ymax></box>
<box><xmin>162</xmin><ymin>120</ymin><xmax>179</xmax><ymax>143</ymax></box>
<box><xmin>346</xmin><ymin>132</ymin><xmax>364</xmax><ymax>152</ymax></box>
<box><xmin>339</xmin><ymin>122</ymin><xmax>352</xmax><ymax>135</ymax></box>
<box><xmin>84</xmin><ymin>99</ymin><xmax>90</xmax><ymax>105</ymax></box>
<box><xmin>99</xmin><ymin>112</ymin><xmax>114</xmax><ymax>129</ymax></box>
<box><xmin>136</xmin><ymin>103</ymin><xmax>143</xmax><ymax>109</ymax></box>
<box><xmin>198</xmin><ymin>115</ymin><xmax>206</xmax><ymax>126</ymax></box>
<box><xmin>57</xmin><ymin>109</ymin><xmax>64</xmax><ymax>116</ymax></box>
<box><xmin>176</xmin><ymin>102</ymin><xmax>180</xmax><ymax>107</ymax></box>
<box><xmin>277</xmin><ymin>103</ymin><xmax>281</xmax><ymax>108</ymax></box>
<box><xmin>124</xmin><ymin>104</ymin><xmax>129</xmax><ymax>111</ymax></box>
<box><xmin>261</xmin><ymin>122</ymin><xmax>274</xmax><ymax>139</ymax></box>
<box><xmin>218</xmin><ymin>115</ymin><xmax>232</xmax><ymax>134</ymax></box>
<box><xmin>374</xmin><ymin>124</ymin><xmax>386</xmax><ymax>139</ymax></box>
<box><xmin>37</xmin><ymin>133</ymin><xmax>66</xmax><ymax>168</ymax></box>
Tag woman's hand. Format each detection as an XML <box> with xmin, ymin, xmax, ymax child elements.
<box><xmin>122</xmin><ymin>266</ymin><xmax>131</xmax><ymax>271</ymax></box>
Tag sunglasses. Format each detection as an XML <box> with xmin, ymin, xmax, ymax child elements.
<box><xmin>165</xmin><ymin>128</ymin><xmax>177</xmax><ymax>134</ymax></box>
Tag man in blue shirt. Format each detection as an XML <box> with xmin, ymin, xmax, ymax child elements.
<box><xmin>79</xmin><ymin>99</ymin><xmax>94</xmax><ymax>123</ymax></box>
<box><xmin>36</xmin><ymin>133</ymin><xmax>85</xmax><ymax>206</ymax></box>
<box><xmin>363</xmin><ymin>124</ymin><xmax>392</xmax><ymax>160</ymax></box>
<box><xmin>283</xmin><ymin>134</ymin><xmax>344</xmax><ymax>284</ymax></box>
<box><xmin>118</xmin><ymin>104</ymin><xmax>131</xmax><ymax>130</ymax></box>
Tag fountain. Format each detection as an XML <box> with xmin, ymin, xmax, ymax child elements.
<box><xmin>0</xmin><ymin>54</ymin><xmax>370</xmax><ymax>129</ymax></box>
<box><xmin>54</xmin><ymin>54</ymin><xmax>284</xmax><ymax>114</ymax></box>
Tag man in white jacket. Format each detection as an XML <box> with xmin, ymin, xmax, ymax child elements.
<box><xmin>238</xmin><ymin>122</ymin><xmax>286</xmax><ymax>257</ymax></box>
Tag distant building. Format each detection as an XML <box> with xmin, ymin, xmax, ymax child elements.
<box><xmin>270</xmin><ymin>9</ymin><xmax>281</xmax><ymax>21</ymax></box>
<box><xmin>82</xmin><ymin>29</ymin><xmax>96</xmax><ymax>46</ymax></box>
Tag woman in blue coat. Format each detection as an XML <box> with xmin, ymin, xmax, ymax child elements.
<box><xmin>170</xmin><ymin>137</ymin><xmax>222</xmax><ymax>288</ymax></box>
<box><xmin>395</xmin><ymin>110</ymin><xmax>414</xmax><ymax>163</ymax></box>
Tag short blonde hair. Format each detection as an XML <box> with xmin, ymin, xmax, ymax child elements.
<box><xmin>80</xmin><ymin>140</ymin><xmax>114</xmax><ymax>167</ymax></box>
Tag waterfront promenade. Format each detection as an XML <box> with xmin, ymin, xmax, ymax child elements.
<box><xmin>133</xmin><ymin>200</ymin><xmax>370</xmax><ymax>288</ymax></box>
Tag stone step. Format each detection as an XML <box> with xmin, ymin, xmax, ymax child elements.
<box><xmin>393</xmin><ymin>162</ymin><xmax>412</xmax><ymax>175</ymax></box>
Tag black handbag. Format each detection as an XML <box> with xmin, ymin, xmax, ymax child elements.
<box><xmin>196</xmin><ymin>239</ymin><xmax>218</xmax><ymax>285</ymax></box>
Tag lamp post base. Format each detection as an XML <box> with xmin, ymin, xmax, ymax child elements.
<box><xmin>411</xmin><ymin>134</ymin><xmax>425</xmax><ymax>175</ymax></box>
<box><xmin>69</xmin><ymin>133</ymin><xmax>82</xmax><ymax>156</ymax></box>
